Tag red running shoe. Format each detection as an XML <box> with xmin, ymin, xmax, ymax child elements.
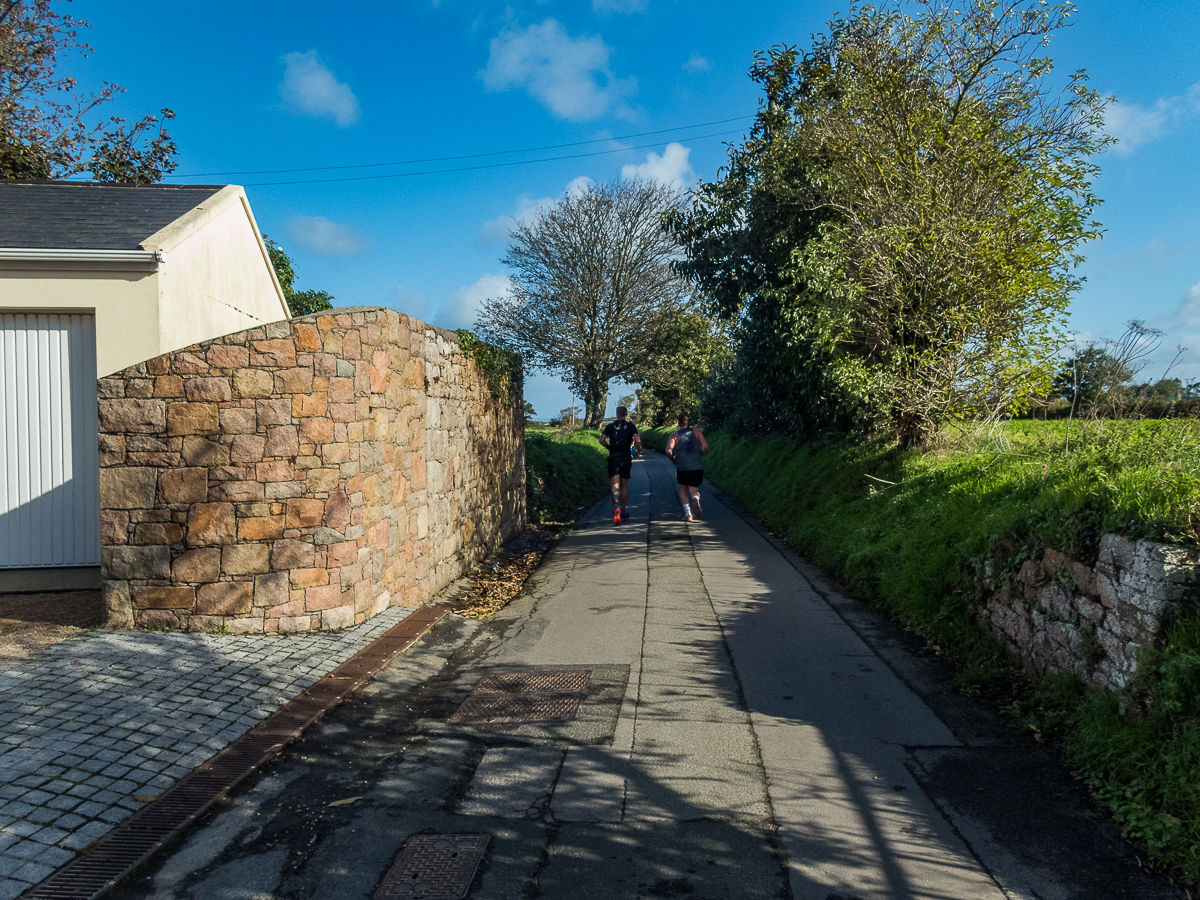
<box><xmin>613</xmin><ymin>507</ymin><xmax>622</xmax><ymax>525</ymax></box>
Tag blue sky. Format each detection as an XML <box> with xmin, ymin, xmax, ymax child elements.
<box><xmin>65</xmin><ymin>0</ymin><xmax>1200</xmax><ymax>416</ymax></box>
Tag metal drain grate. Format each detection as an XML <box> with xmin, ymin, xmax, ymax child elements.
<box><xmin>23</xmin><ymin>605</ymin><xmax>448</xmax><ymax>900</ymax></box>
<box><xmin>374</xmin><ymin>834</ymin><xmax>490</xmax><ymax>900</ymax></box>
<box><xmin>449</xmin><ymin>668</ymin><xmax>591</xmax><ymax>726</ymax></box>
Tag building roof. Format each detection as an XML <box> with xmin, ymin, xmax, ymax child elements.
<box><xmin>0</xmin><ymin>181</ymin><xmax>226</xmax><ymax>251</ymax></box>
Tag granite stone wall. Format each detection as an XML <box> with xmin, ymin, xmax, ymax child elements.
<box><xmin>972</xmin><ymin>535</ymin><xmax>1199</xmax><ymax>688</ymax></box>
<box><xmin>96</xmin><ymin>307</ymin><xmax>524</xmax><ymax>634</ymax></box>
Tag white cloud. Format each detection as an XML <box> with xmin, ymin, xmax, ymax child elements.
<box><xmin>480</xmin><ymin>19</ymin><xmax>637</xmax><ymax>121</ymax></box>
<box><xmin>285</xmin><ymin>216</ymin><xmax>367</xmax><ymax>257</ymax></box>
<box><xmin>682</xmin><ymin>53</ymin><xmax>711</xmax><ymax>74</ymax></box>
<box><xmin>1106</xmin><ymin>83</ymin><xmax>1200</xmax><ymax>156</ymax></box>
<box><xmin>621</xmin><ymin>142</ymin><xmax>694</xmax><ymax>189</ymax></box>
<box><xmin>593</xmin><ymin>0</ymin><xmax>648</xmax><ymax>14</ymax></box>
<box><xmin>387</xmin><ymin>284</ymin><xmax>428</xmax><ymax>323</ymax></box>
<box><xmin>279</xmin><ymin>50</ymin><xmax>361</xmax><ymax>127</ymax></box>
<box><xmin>439</xmin><ymin>274</ymin><xmax>513</xmax><ymax>331</ymax></box>
<box><xmin>478</xmin><ymin>176</ymin><xmax>595</xmax><ymax>245</ymax></box>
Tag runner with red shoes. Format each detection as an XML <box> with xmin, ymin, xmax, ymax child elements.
<box><xmin>599</xmin><ymin>406</ymin><xmax>642</xmax><ymax>525</ymax></box>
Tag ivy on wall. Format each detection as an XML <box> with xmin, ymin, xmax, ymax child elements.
<box><xmin>456</xmin><ymin>329</ymin><xmax>523</xmax><ymax>404</ymax></box>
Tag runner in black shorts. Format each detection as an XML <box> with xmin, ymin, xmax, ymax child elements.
<box><xmin>599</xmin><ymin>406</ymin><xmax>642</xmax><ymax>525</ymax></box>
<box><xmin>665</xmin><ymin>414</ymin><xmax>708</xmax><ymax>521</ymax></box>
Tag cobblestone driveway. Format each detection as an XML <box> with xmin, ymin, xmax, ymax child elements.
<box><xmin>0</xmin><ymin>607</ymin><xmax>413</xmax><ymax>899</ymax></box>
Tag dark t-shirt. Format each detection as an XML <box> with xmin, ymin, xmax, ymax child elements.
<box><xmin>602</xmin><ymin>419</ymin><xmax>639</xmax><ymax>455</ymax></box>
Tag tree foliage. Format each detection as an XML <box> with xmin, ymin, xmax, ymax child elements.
<box><xmin>671</xmin><ymin>0</ymin><xmax>1109</xmax><ymax>445</ymax></box>
<box><xmin>0</xmin><ymin>0</ymin><xmax>177</xmax><ymax>181</ymax></box>
<box><xmin>635</xmin><ymin>311</ymin><xmax>731</xmax><ymax>427</ymax></box>
<box><xmin>475</xmin><ymin>179</ymin><xmax>692</xmax><ymax>429</ymax></box>
<box><xmin>263</xmin><ymin>234</ymin><xmax>335</xmax><ymax>318</ymax></box>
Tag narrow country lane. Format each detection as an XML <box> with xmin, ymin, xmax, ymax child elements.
<box><xmin>107</xmin><ymin>451</ymin><xmax>1183</xmax><ymax>900</ymax></box>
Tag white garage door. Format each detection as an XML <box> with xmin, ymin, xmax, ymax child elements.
<box><xmin>0</xmin><ymin>313</ymin><xmax>101</xmax><ymax>568</ymax></box>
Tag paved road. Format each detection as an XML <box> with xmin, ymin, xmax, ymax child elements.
<box><xmin>0</xmin><ymin>608</ymin><xmax>416</xmax><ymax>899</ymax></box>
<box><xmin>107</xmin><ymin>451</ymin><xmax>1181</xmax><ymax>900</ymax></box>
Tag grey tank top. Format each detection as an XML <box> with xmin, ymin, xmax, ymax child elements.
<box><xmin>673</xmin><ymin>427</ymin><xmax>703</xmax><ymax>470</ymax></box>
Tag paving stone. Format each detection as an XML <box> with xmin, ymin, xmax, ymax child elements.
<box><xmin>12</xmin><ymin>859</ymin><xmax>55</xmax><ymax>884</ymax></box>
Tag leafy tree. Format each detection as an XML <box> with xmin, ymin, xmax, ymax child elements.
<box><xmin>263</xmin><ymin>234</ymin><xmax>335</xmax><ymax>317</ymax></box>
<box><xmin>0</xmin><ymin>0</ymin><xmax>177</xmax><ymax>181</ymax></box>
<box><xmin>522</xmin><ymin>400</ymin><xmax>537</xmax><ymax>422</ymax></box>
<box><xmin>1053</xmin><ymin>346</ymin><xmax>1133</xmax><ymax>409</ymax></box>
<box><xmin>635</xmin><ymin>311</ymin><xmax>731</xmax><ymax>426</ymax></box>
<box><xmin>475</xmin><ymin>179</ymin><xmax>692</xmax><ymax>429</ymax></box>
<box><xmin>671</xmin><ymin>0</ymin><xmax>1109</xmax><ymax>446</ymax></box>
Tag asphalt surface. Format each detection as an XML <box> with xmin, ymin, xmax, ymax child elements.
<box><xmin>106</xmin><ymin>450</ymin><xmax>1185</xmax><ymax>900</ymax></box>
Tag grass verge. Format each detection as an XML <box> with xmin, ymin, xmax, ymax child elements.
<box><xmin>641</xmin><ymin>419</ymin><xmax>1200</xmax><ymax>885</ymax></box>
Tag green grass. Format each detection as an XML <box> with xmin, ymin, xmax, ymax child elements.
<box><xmin>524</xmin><ymin>427</ymin><xmax>609</xmax><ymax>523</ymax></box>
<box><xmin>642</xmin><ymin>418</ymin><xmax>1200</xmax><ymax>884</ymax></box>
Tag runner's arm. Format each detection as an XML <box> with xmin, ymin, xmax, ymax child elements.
<box><xmin>695</xmin><ymin>427</ymin><xmax>709</xmax><ymax>454</ymax></box>
<box><xmin>598</xmin><ymin>433</ymin><xmax>610</xmax><ymax>450</ymax></box>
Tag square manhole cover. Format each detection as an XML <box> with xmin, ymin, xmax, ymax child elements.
<box><xmin>449</xmin><ymin>668</ymin><xmax>592</xmax><ymax>726</ymax></box>
<box><xmin>375</xmin><ymin>833</ymin><xmax>490</xmax><ymax>900</ymax></box>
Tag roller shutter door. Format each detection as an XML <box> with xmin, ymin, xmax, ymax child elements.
<box><xmin>0</xmin><ymin>313</ymin><xmax>101</xmax><ymax>567</ymax></box>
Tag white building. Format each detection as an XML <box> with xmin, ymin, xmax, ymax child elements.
<box><xmin>0</xmin><ymin>181</ymin><xmax>290</xmax><ymax>590</ymax></box>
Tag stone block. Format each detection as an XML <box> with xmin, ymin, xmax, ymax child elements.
<box><xmin>250</xmin><ymin>339</ymin><xmax>297</xmax><ymax>367</ymax></box>
<box><xmin>159</xmin><ymin>467</ymin><xmax>207</xmax><ymax>504</ymax></box>
<box><xmin>336</xmin><ymin>359</ymin><xmax>355</xmax><ymax>377</ymax></box>
<box><xmin>167</xmin><ymin>402</ymin><xmax>219</xmax><ymax>436</ymax></box>
<box><xmin>294</xmin><ymin>323</ymin><xmax>321</xmax><ymax>352</ymax></box>
<box><xmin>275</xmin><ymin>368</ymin><xmax>314</xmax><ymax>394</ymax></box>
<box><xmin>132</xmin><ymin>585</ymin><xmax>196</xmax><ymax>610</ymax></box>
<box><xmin>286</xmin><ymin>498</ymin><xmax>324</xmax><ymax>528</ymax></box>
<box><xmin>207</xmin><ymin>345</ymin><xmax>249</xmax><ymax>368</ymax></box>
<box><xmin>329</xmin><ymin>378</ymin><xmax>355</xmax><ymax>403</ymax></box>
<box><xmin>258</xmin><ymin>424</ymin><xmax>298</xmax><ymax>458</ymax></box>
<box><xmin>98</xmin><ymin>434</ymin><xmax>126</xmax><ymax>466</ymax></box>
<box><xmin>330</xmin><ymin>403</ymin><xmax>357</xmax><ymax>422</ymax></box>
<box><xmin>101</xmin><ymin>509</ymin><xmax>129</xmax><ymax>545</ymax></box>
<box><xmin>321</xmin><ymin>491</ymin><xmax>351</xmax><ymax>528</ymax></box>
<box><xmin>306</xmin><ymin>468</ymin><xmax>341</xmax><ymax>493</ymax></box>
<box><xmin>103</xmin><ymin>581</ymin><xmax>133</xmax><ymax>628</ymax></box>
<box><xmin>223</xmin><ymin>543</ymin><xmax>270</xmax><ymax>575</ymax></box>
<box><xmin>278</xmin><ymin>615</ymin><xmax>313</xmax><ymax>634</ymax></box>
<box><xmin>99</xmin><ymin>399</ymin><xmax>167</xmax><ymax>434</ymax></box>
<box><xmin>220</xmin><ymin>407</ymin><xmax>257</xmax><ymax>435</ymax></box>
<box><xmin>299</xmin><ymin>417</ymin><xmax>334</xmax><ymax>444</ymax></box>
<box><xmin>208</xmin><ymin>480</ymin><xmax>265</xmax><ymax>502</ymax></box>
<box><xmin>134</xmin><ymin>522</ymin><xmax>184</xmax><ymax>544</ymax></box>
<box><xmin>266</xmin><ymin>481</ymin><xmax>305</xmax><ymax>500</ymax></box>
<box><xmin>184</xmin><ymin>377</ymin><xmax>232</xmax><ymax>402</ymax></box>
<box><xmin>314</xmin><ymin>526</ymin><xmax>344</xmax><ymax>545</ymax></box>
<box><xmin>254</xmin><ymin>571</ymin><xmax>289</xmax><ymax>608</ymax></box>
<box><xmin>173</xmin><ymin>548</ymin><xmax>221</xmax><ymax>583</ymax></box>
<box><xmin>137</xmin><ymin>609</ymin><xmax>182</xmax><ymax>630</ymax></box>
<box><xmin>256</xmin><ymin>398</ymin><xmax>293</xmax><ymax>426</ymax></box>
<box><xmin>323</xmin><ymin>605</ymin><xmax>355</xmax><ymax>630</ymax></box>
<box><xmin>305</xmin><ymin>584</ymin><xmax>341</xmax><ymax>611</ymax></box>
<box><xmin>293</xmin><ymin>394</ymin><xmax>328</xmax><ymax>418</ymax></box>
<box><xmin>153</xmin><ymin>375</ymin><xmax>185</xmax><ymax>398</ymax></box>
<box><xmin>172</xmin><ymin>350</ymin><xmax>209</xmax><ymax>374</ymax></box>
<box><xmin>227</xmin><ymin>617</ymin><xmax>265</xmax><ymax>635</ymax></box>
<box><xmin>126</xmin><ymin>378</ymin><xmax>154</xmax><ymax>398</ymax></box>
<box><xmin>231</xmin><ymin>434</ymin><xmax>267</xmax><ymax>463</ymax></box>
<box><xmin>291</xmin><ymin>568</ymin><xmax>329</xmax><ymax>588</ymax></box>
<box><xmin>186</xmin><ymin>503</ymin><xmax>237</xmax><ymax>546</ymax></box>
<box><xmin>196</xmin><ymin>581</ymin><xmax>253</xmax><ymax>615</ymax></box>
<box><xmin>272</xmin><ymin>538</ymin><xmax>315</xmax><ymax>570</ymax></box>
<box><xmin>328</xmin><ymin>541</ymin><xmax>358</xmax><ymax>567</ymax></box>
<box><xmin>104</xmin><ymin>544</ymin><xmax>170</xmax><ymax>580</ymax></box>
<box><xmin>234</xmin><ymin>368</ymin><xmax>274</xmax><ymax>399</ymax></box>
<box><xmin>240</xmin><ymin>516</ymin><xmax>286</xmax><ymax>542</ymax></box>
<box><xmin>181</xmin><ymin>435</ymin><xmax>231</xmax><ymax>467</ymax></box>
<box><xmin>322</xmin><ymin>442</ymin><xmax>351</xmax><ymax>464</ymax></box>
<box><xmin>256</xmin><ymin>459</ymin><xmax>295</xmax><ymax>482</ymax></box>
<box><xmin>100</xmin><ymin>467</ymin><xmax>159</xmax><ymax>510</ymax></box>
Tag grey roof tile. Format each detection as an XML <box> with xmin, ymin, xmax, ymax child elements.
<box><xmin>0</xmin><ymin>181</ymin><xmax>226</xmax><ymax>250</ymax></box>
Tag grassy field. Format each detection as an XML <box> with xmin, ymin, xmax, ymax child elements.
<box><xmin>524</xmin><ymin>427</ymin><xmax>609</xmax><ymax>523</ymax></box>
<box><xmin>642</xmin><ymin>418</ymin><xmax>1200</xmax><ymax>884</ymax></box>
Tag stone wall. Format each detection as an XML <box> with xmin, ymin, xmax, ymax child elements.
<box><xmin>96</xmin><ymin>307</ymin><xmax>524</xmax><ymax>634</ymax></box>
<box><xmin>972</xmin><ymin>535</ymin><xmax>1199</xmax><ymax>688</ymax></box>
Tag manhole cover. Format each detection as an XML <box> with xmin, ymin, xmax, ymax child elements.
<box><xmin>375</xmin><ymin>833</ymin><xmax>490</xmax><ymax>900</ymax></box>
<box><xmin>472</xmin><ymin>669</ymin><xmax>592</xmax><ymax>695</ymax></box>
<box><xmin>449</xmin><ymin>668</ymin><xmax>592</xmax><ymax>726</ymax></box>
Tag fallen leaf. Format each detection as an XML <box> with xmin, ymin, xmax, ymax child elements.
<box><xmin>132</xmin><ymin>795</ymin><xmax>158</xmax><ymax>803</ymax></box>
<box><xmin>327</xmin><ymin>796</ymin><xmax>361</xmax><ymax>808</ymax></box>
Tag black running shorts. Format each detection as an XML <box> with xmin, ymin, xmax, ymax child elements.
<box><xmin>676</xmin><ymin>468</ymin><xmax>703</xmax><ymax>487</ymax></box>
<box><xmin>608</xmin><ymin>454</ymin><xmax>633</xmax><ymax>479</ymax></box>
